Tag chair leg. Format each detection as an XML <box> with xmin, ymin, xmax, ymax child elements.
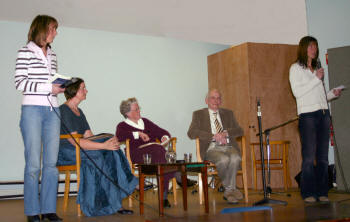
<box><xmin>63</xmin><ymin>171</ymin><xmax>70</xmax><ymax>212</ymax></box>
<box><xmin>171</xmin><ymin>178</ymin><xmax>177</xmax><ymax>205</ymax></box>
<box><xmin>198</xmin><ymin>173</ymin><xmax>203</xmax><ymax>205</ymax></box>
<box><xmin>76</xmin><ymin>174</ymin><xmax>82</xmax><ymax>216</ymax></box>
<box><xmin>254</xmin><ymin>166</ymin><xmax>258</xmax><ymax>190</ymax></box>
<box><xmin>77</xmin><ymin>204</ymin><xmax>82</xmax><ymax>217</ymax></box>
<box><xmin>128</xmin><ymin>194</ymin><xmax>133</xmax><ymax>207</ymax></box>
<box><xmin>242</xmin><ymin>173</ymin><xmax>249</xmax><ymax>203</ymax></box>
<box><xmin>283</xmin><ymin>164</ymin><xmax>288</xmax><ymax>191</ymax></box>
<box><xmin>286</xmin><ymin>164</ymin><xmax>292</xmax><ymax>189</ymax></box>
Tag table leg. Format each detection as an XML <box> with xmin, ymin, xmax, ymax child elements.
<box><xmin>157</xmin><ymin>166</ymin><xmax>164</xmax><ymax>216</ymax></box>
<box><xmin>139</xmin><ymin>173</ymin><xmax>145</xmax><ymax>215</ymax></box>
<box><xmin>201</xmin><ymin>165</ymin><xmax>209</xmax><ymax>213</ymax></box>
<box><xmin>181</xmin><ymin>165</ymin><xmax>188</xmax><ymax>211</ymax></box>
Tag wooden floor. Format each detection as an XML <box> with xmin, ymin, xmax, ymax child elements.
<box><xmin>1</xmin><ymin>187</ymin><xmax>350</xmax><ymax>222</ymax></box>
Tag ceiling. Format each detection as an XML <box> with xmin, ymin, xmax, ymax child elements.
<box><xmin>0</xmin><ymin>0</ymin><xmax>308</xmax><ymax>45</ymax></box>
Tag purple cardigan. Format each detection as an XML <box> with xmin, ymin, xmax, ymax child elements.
<box><xmin>116</xmin><ymin>118</ymin><xmax>171</xmax><ymax>163</ymax></box>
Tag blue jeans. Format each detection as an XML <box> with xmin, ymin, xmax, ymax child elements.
<box><xmin>20</xmin><ymin>105</ymin><xmax>61</xmax><ymax>216</ymax></box>
<box><xmin>299</xmin><ymin>109</ymin><xmax>330</xmax><ymax>199</ymax></box>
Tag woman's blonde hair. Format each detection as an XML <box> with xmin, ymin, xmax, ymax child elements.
<box><xmin>28</xmin><ymin>15</ymin><xmax>58</xmax><ymax>47</ymax></box>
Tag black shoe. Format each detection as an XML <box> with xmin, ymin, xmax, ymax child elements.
<box><xmin>117</xmin><ymin>209</ymin><xmax>134</xmax><ymax>215</ymax></box>
<box><xmin>27</xmin><ymin>215</ymin><xmax>40</xmax><ymax>222</ymax></box>
<box><xmin>218</xmin><ymin>185</ymin><xmax>225</xmax><ymax>192</ymax></box>
<box><xmin>163</xmin><ymin>199</ymin><xmax>171</xmax><ymax>208</ymax></box>
<box><xmin>41</xmin><ymin>213</ymin><xmax>62</xmax><ymax>222</ymax></box>
<box><xmin>177</xmin><ymin>179</ymin><xmax>197</xmax><ymax>187</ymax></box>
<box><xmin>144</xmin><ymin>184</ymin><xmax>153</xmax><ymax>191</ymax></box>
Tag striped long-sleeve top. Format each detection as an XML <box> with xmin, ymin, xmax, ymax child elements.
<box><xmin>14</xmin><ymin>41</ymin><xmax>59</xmax><ymax>107</ymax></box>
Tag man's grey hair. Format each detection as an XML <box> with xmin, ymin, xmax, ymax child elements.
<box><xmin>120</xmin><ymin>97</ymin><xmax>138</xmax><ymax>118</ymax></box>
<box><xmin>206</xmin><ymin>88</ymin><xmax>221</xmax><ymax>99</ymax></box>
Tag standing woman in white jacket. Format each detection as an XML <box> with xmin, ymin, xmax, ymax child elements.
<box><xmin>289</xmin><ymin>36</ymin><xmax>341</xmax><ymax>203</ymax></box>
<box><xmin>15</xmin><ymin>15</ymin><xmax>65</xmax><ymax>222</ymax></box>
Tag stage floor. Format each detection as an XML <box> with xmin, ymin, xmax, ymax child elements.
<box><xmin>1</xmin><ymin>187</ymin><xmax>350</xmax><ymax>222</ymax></box>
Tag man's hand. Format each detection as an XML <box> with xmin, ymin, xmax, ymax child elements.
<box><xmin>213</xmin><ymin>132</ymin><xmax>228</xmax><ymax>145</ymax></box>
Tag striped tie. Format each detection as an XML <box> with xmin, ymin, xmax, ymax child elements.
<box><xmin>213</xmin><ymin>112</ymin><xmax>223</xmax><ymax>133</ymax></box>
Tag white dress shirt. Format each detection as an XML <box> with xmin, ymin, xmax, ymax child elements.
<box><xmin>208</xmin><ymin>109</ymin><xmax>223</xmax><ymax>134</ymax></box>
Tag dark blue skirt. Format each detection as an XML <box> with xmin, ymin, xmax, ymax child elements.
<box><xmin>57</xmin><ymin>138</ymin><xmax>138</xmax><ymax>216</ymax></box>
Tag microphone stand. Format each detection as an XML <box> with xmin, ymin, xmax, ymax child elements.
<box><xmin>253</xmin><ymin>99</ymin><xmax>287</xmax><ymax>206</ymax></box>
<box><xmin>257</xmin><ymin>116</ymin><xmax>299</xmax><ymax>197</ymax></box>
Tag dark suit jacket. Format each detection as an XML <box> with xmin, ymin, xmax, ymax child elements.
<box><xmin>187</xmin><ymin>108</ymin><xmax>243</xmax><ymax>160</ymax></box>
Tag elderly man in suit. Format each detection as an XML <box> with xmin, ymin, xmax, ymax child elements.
<box><xmin>187</xmin><ymin>89</ymin><xmax>244</xmax><ymax>204</ymax></box>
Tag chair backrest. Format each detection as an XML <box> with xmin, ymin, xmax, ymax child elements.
<box><xmin>251</xmin><ymin>140</ymin><xmax>290</xmax><ymax>162</ymax></box>
<box><xmin>195</xmin><ymin>138</ymin><xmax>203</xmax><ymax>162</ymax></box>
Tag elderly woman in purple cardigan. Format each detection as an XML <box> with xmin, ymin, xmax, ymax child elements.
<box><xmin>116</xmin><ymin>97</ymin><xmax>174</xmax><ymax>208</ymax></box>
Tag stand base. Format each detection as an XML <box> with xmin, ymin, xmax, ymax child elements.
<box><xmin>266</xmin><ymin>187</ymin><xmax>292</xmax><ymax>197</ymax></box>
<box><xmin>253</xmin><ymin>198</ymin><xmax>287</xmax><ymax>206</ymax></box>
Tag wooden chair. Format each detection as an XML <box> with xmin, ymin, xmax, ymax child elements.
<box><xmin>123</xmin><ymin>137</ymin><xmax>178</xmax><ymax>207</ymax></box>
<box><xmin>250</xmin><ymin>140</ymin><xmax>291</xmax><ymax>191</ymax></box>
<box><xmin>57</xmin><ymin>134</ymin><xmax>83</xmax><ymax>216</ymax></box>
<box><xmin>195</xmin><ymin>136</ymin><xmax>248</xmax><ymax>204</ymax></box>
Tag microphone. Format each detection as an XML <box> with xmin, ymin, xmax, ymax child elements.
<box><xmin>257</xmin><ymin>98</ymin><xmax>261</xmax><ymax>117</ymax></box>
<box><xmin>316</xmin><ymin>58</ymin><xmax>322</xmax><ymax>70</ymax></box>
<box><xmin>316</xmin><ymin>59</ymin><xmax>324</xmax><ymax>82</ymax></box>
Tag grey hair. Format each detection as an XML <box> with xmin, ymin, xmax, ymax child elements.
<box><xmin>206</xmin><ymin>88</ymin><xmax>221</xmax><ymax>99</ymax></box>
<box><xmin>120</xmin><ymin>97</ymin><xmax>138</xmax><ymax>118</ymax></box>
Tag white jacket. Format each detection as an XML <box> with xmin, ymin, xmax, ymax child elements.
<box><xmin>289</xmin><ymin>63</ymin><xmax>335</xmax><ymax>115</ymax></box>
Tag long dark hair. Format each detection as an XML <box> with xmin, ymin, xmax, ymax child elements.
<box><xmin>296</xmin><ymin>36</ymin><xmax>319</xmax><ymax>69</ymax></box>
<box><xmin>27</xmin><ymin>15</ymin><xmax>58</xmax><ymax>47</ymax></box>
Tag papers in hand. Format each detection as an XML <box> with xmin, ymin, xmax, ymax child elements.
<box><xmin>49</xmin><ymin>73</ymin><xmax>73</xmax><ymax>88</ymax></box>
<box><xmin>138</xmin><ymin>138</ymin><xmax>171</xmax><ymax>149</ymax></box>
<box><xmin>334</xmin><ymin>85</ymin><xmax>346</xmax><ymax>90</ymax></box>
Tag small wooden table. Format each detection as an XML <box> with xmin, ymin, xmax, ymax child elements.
<box><xmin>137</xmin><ymin>162</ymin><xmax>209</xmax><ymax>216</ymax></box>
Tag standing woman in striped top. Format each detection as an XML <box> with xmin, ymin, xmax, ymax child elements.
<box><xmin>15</xmin><ymin>15</ymin><xmax>65</xmax><ymax>222</ymax></box>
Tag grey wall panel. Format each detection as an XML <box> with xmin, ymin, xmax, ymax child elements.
<box><xmin>328</xmin><ymin>45</ymin><xmax>350</xmax><ymax>192</ymax></box>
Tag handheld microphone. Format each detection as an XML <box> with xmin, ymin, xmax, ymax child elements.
<box><xmin>316</xmin><ymin>58</ymin><xmax>322</xmax><ymax>70</ymax></box>
<box><xmin>257</xmin><ymin>98</ymin><xmax>261</xmax><ymax>117</ymax></box>
<box><xmin>316</xmin><ymin>59</ymin><xmax>324</xmax><ymax>82</ymax></box>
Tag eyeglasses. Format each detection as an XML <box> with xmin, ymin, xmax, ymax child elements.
<box><xmin>130</xmin><ymin>107</ymin><xmax>141</xmax><ymax>112</ymax></box>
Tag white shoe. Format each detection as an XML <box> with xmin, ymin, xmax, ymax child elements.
<box><xmin>232</xmin><ymin>189</ymin><xmax>243</xmax><ymax>200</ymax></box>
<box><xmin>304</xmin><ymin>196</ymin><xmax>316</xmax><ymax>203</ymax></box>
<box><xmin>223</xmin><ymin>194</ymin><xmax>238</xmax><ymax>204</ymax></box>
<box><xmin>319</xmin><ymin>196</ymin><xmax>329</xmax><ymax>202</ymax></box>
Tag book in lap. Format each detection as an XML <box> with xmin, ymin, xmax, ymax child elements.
<box><xmin>86</xmin><ymin>133</ymin><xmax>114</xmax><ymax>141</ymax></box>
<box><xmin>138</xmin><ymin>138</ymin><xmax>171</xmax><ymax>149</ymax></box>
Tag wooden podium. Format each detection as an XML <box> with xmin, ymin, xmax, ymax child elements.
<box><xmin>208</xmin><ymin>42</ymin><xmax>300</xmax><ymax>189</ymax></box>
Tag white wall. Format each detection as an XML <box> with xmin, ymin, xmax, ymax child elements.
<box><xmin>0</xmin><ymin>0</ymin><xmax>308</xmax><ymax>45</ymax></box>
<box><xmin>305</xmin><ymin>0</ymin><xmax>350</xmax><ymax>164</ymax></box>
<box><xmin>0</xmin><ymin>20</ymin><xmax>228</xmax><ymax>181</ymax></box>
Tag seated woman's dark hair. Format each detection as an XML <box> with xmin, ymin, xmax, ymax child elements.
<box><xmin>64</xmin><ymin>77</ymin><xmax>84</xmax><ymax>100</ymax></box>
